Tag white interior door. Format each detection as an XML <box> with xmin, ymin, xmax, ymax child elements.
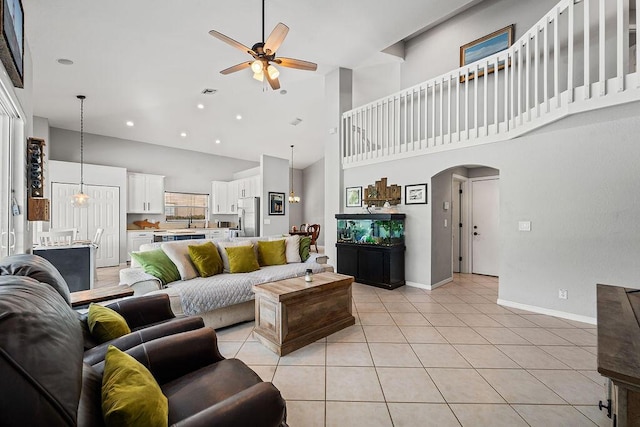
<box><xmin>452</xmin><ymin>181</ymin><xmax>462</xmax><ymax>273</ymax></box>
<box><xmin>471</xmin><ymin>178</ymin><xmax>499</xmax><ymax>276</ymax></box>
<box><xmin>52</xmin><ymin>182</ymin><xmax>120</xmax><ymax>267</ymax></box>
<box><xmin>86</xmin><ymin>185</ymin><xmax>119</xmax><ymax>267</ymax></box>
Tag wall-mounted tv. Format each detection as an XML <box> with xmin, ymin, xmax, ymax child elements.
<box><xmin>0</xmin><ymin>0</ymin><xmax>23</xmax><ymax>88</ymax></box>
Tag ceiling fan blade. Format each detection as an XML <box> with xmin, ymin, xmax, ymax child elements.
<box><xmin>275</xmin><ymin>57</ymin><xmax>318</xmax><ymax>71</ymax></box>
<box><xmin>209</xmin><ymin>29</ymin><xmax>256</xmax><ymax>56</ymax></box>
<box><xmin>220</xmin><ymin>62</ymin><xmax>252</xmax><ymax>75</ymax></box>
<box><xmin>264</xmin><ymin>23</ymin><xmax>289</xmax><ymax>54</ymax></box>
<box><xmin>266</xmin><ymin>73</ymin><xmax>281</xmax><ymax>90</ymax></box>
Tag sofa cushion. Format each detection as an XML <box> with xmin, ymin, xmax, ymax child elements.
<box><xmin>102</xmin><ymin>345</ymin><xmax>168</xmax><ymax>427</ymax></box>
<box><xmin>269</xmin><ymin>235</ymin><xmax>302</xmax><ymax>263</ymax></box>
<box><xmin>88</xmin><ymin>303</ymin><xmax>131</xmax><ymax>343</ymax></box>
<box><xmin>162</xmin><ymin>358</ymin><xmax>262</xmax><ymax>425</ymax></box>
<box><xmin>188</xmin><ymin>242</ymin><xmax>223</xmax><ymax>277</ymax></box>
<box><xmin>299</xmin><ymin>236</ymin><xmax>312</xmax><ymax>261</ymax></box>
<box><xmin>257</xmin><ymin>240</ymin><xmax>287</xmax><ymax>266</ymax></box>
<box><xmin>226</xmin><ymin>245</ymin><xmax>260</xmax><ymax>273</ymax></box>
<box><xmin>131</xmin><ymin>249</ymin><xmax>180</xmax><ymax>286</ymax></box>
<box><xmin>161</xmin><ymin>240</ymin><xmax>199</xmax><ymax>280</ymax></box>
<box><xmin>216</xmin><ymin>240</ymin><xmax>253</xmax><ymax>273</ymax></box>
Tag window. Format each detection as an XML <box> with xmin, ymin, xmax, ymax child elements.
<box><xmin>164</xmin><ymin>192</ymin><xmax>209</xmax><ymax>222</ymax></box>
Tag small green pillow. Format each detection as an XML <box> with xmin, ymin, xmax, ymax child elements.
<box><xmin>88</xmin><ymin>303</ymin><xmax>131</xmax><ymax>343</ymax></box>
<box><xmin>225</xmin><ymin>245</ymin><xmax>260</xmax><ymax>273</ymax></box>
<box><xmin>102</xmin><ymin>345</ymin><xmax>168</xmax><ymax>427</ymax></box>
<box><xmin>131</xmin><ymin>249</ymin><xmax>180</xmax><ymax>285</ymax></box>
<box><xmin>299</xmin><ymin>236</ymin><xmax>311</xmax><ymax>262</ymax></box>
<box><xmin>188</xmin><ymin>242</ymin><xmax>223</xmax><ymax>277</ymax></box>
<box><xmin>257</xmin><ymin>240</ymin><xmax>287</xmax><ymax>266</ymax></box>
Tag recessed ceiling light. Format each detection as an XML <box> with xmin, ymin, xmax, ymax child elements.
<box><xmin>215</xmin><ymin>139</ymin><xmax>221</xmax><ymax>144</ymax></box>
<box><xmin>197</xmin><ymin>103</ymin><xmax>204</xmax><ymax>109</ymax></box>
<box><xmin>180</xmin><ymin>132</ymin><xmax>187</xmax><ymax>137</ymax></box>
<box><xmin>236</xmin><ymin>114</ymin><xmax>242</xmax><ymax>120</ymax></box>
<box><xmin>126</xmin><ymin>121</ymin><xmax>134</xmax><ymax>127</ymax></box>
<box><xmin>57</xmin><ymin>58</ymin><xmax>74</xmax><ymax>65</ymax></box>
<box><xmin>280</xmin><ymin>89</ymin><xmax>287</xmax><ymax>95</ymax></box>
<box><xmin>290</xmin><ymin>118</ymin><xmax>303</xmax><ymax>126</ymax></box>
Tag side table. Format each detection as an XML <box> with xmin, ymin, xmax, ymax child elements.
<box><xmin>70</xmin><ymin>284</ymin><xmax>134</xmax><ymax>308</ymax></box>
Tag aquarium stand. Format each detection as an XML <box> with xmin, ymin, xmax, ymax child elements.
<box><xmin>335</xmin><ymin>214</ymin><xmax>406</xmax><ymax>290</ymax></box>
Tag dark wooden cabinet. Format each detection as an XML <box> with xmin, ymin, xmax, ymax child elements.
<box><xmin>336</xmin><ymin>243</ymin><xmax>405</xmax><ymax>289</ymax></box>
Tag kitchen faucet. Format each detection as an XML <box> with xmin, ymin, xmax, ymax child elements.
<box><xmin>187</xmin><ymin>216</ymin><xmax>192</xmax><ymax>229</ymax></box>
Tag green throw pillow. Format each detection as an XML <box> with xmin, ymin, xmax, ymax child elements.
<box><xmin>131</xmin><ymin>249</ymin><xmax>180</xmax><ymax>286</ymax></box>
<box><xmin>87</xmin><ymin>303</ymin><xmax>131</xmax><ymax>343</ymax></box>
<box><xmin>299</xmin><ymin>236</ymin><xmax>311</xmax><ymax>262</ymax></box>
<box><xmin>226</xmin><ymin>245</ymin><xmax>260</xmax><ymax>273</ymax></box>
<box><xmin>102</xmin><ymin>345</ymin><xmax>168</xmax><ymax>427</ymax></box>
<box><xmin>188</xmin><ymin>241</ymin><xmax>223</xmax><ymax>277</ymax></box>
<box><xmin>257</xmin><ymin>240</ymin><xmax>287</xmax><ymax>266</ymax></box>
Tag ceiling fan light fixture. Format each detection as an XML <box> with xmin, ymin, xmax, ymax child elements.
<box><xmin>253</xmin><ymin>71</ymin><xmax>264</xmax><ymax>81</ymax></box>
<box><xmin>251</xmin><ymin>60</ymin><xmax>263</xmax><ymax>73</ymax></box>
<box><xmin>267</xmin><ymin>64</ymin><xmax>279</xmax><ymax>79</ymax></box>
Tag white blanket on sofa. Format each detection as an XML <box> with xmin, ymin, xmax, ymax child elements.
<box><xmin>167</xmin><ymin>262</ymin><xmax>327</xmax><ymax>316</ymax></box>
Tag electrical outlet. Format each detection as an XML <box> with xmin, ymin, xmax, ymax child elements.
<box><xmin>558</xmin><ymin>289</ymin><xmax>568</xmax><ymax>300</ymax></box>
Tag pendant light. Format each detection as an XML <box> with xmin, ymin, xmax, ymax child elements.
<box><xmin>289</xmin><ymin>144</ymin><xmax>300</xmax><ymax>203</ymax></box>
<box><xmin>71</xmin><ymin>95</ymin><xmax>90</xmax><ymax>208</ymax></box>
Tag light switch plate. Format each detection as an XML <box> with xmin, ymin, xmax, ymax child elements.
<box><xmin>518</xmin><ymin>221</ymin><xmax>531</xmax><ymax>232</ymax></box>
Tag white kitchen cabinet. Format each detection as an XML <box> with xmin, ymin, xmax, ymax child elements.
<box><xmin>227</xmin><ymin>181</ymin><xmax>238</xmax><ymax>213</ymax></box>
<box><xmin>211</xmin><ymin>181</ymin><xmax>229</xmax><ymax>214</ymax></box>
<box><xmin>236</xmin><ymin>175</ymin><xmax>261</xmax><ymax>199</ymax></box>
<box><xmin>127</xmin><ymin>173</ymin><xmax>165</xmax><ymax>214</ymax></box>
<box><xmin>204</xmin><ymin>229</ymin><xmax>228</xmax><ymax>239</ymax></box>
<box><xmin>127</xmin><ymin>231</ymin><xmax>155</xmax><ymax>261</ymax></box>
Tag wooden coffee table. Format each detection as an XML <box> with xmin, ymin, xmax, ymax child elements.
<box><xmin>252</xmin><ymin>272</ymin><xmax>355</xmax><ymax>356</ymax></box>
<box><xmin>70</xmin><ymin>284</ymin><xmax>134</xmax><ymax>308</ymax></box>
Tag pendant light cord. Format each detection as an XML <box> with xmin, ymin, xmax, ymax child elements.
<box><xmin>79</xmin><ymin>96</ymin><xmax>85</xmax><ymax>193</ymax></box>
<box><xmin>290</xmin><ymin>145</ymin><xmax>294</xmax><ymax>194</ymax></box>
<box><xmin>262</xmin><ymin>0</ymin><xmax>265</xmax><ymax>42</ymax></box>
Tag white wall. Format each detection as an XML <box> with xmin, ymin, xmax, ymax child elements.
<box><xmin>289</xmin><ymin>168</ymin><xmax>304</xmax><ymax>230</ymax></box>
<box><xmin>49</xmin><ymin>127</ymin><xmax>258</xmax><ymax>195</ymax></box>
<box><xmin>260</xmin><ymin>154</ymin><xmax>290</xmax><ymax>236</ymax></box>
<box><xmin>303</xmin><ymin>158</ymin><xmax>325</xmax><ymax>246</ymax></box>
<box><xmin>344</xmin><ymin>101</ymin><xmax>640</xmax><ymax>319</ymax></box>
<box><xmin>49</xmin><ymin>160</ymin><xmax>128</xmax><ymax>263</ymax></box>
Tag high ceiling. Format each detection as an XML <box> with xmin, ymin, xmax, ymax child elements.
<box><xmin>25</xmin><ymin>0</ymin><xmax>483</xmax><ymax>168</ymax></box>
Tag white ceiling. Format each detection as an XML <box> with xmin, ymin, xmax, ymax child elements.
<box><xmin>25</xmin><ymin>0</ymin><xmax>483</xmax><ymax>168</ymax></box>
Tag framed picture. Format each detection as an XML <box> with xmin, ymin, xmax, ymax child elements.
<box><xmin>268</xmin><ymin>192</ymin><xmax>285</xmax><ymax>215</ymax></box>
<box><xmin>460</xmin><ymin>24</ymin><xmax>514</xmax><ymax>81</ymax></box>
<box><xmin>405</xmin><ymin>183</ymin><xmax>428</xmax><ymax>205</ymax></box>
<box><xmin>345</xmin><ymin>186</ymin><xmax>362</xmax><ymax>207</ymax></box>
<box><xmin>0</xmin><ymin>0</ymin><xmax>24</xmax><ymax>88</ymax></box>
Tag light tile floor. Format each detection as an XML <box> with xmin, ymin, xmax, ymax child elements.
<box><xmin>214</xmin><ymin>274</ymin><xmax>610</xmax><ymax>427</ymax></box>
<box><xmin>96</xmin><ymin>269</ymin><xmax>610</xmax><ymax>426</ymax></box>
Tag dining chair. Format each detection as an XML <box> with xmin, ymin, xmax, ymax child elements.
<box><xmin>307</xmin><ymin>224</ymin><xmax>320</xmax><ymax>252</ymax></box>
<box><xmin>39</xmin><ymin>230</ymin><xmax>75</xmax><ymax>247</ymax></box>
<box><xmin>92</xmin><ymin>228</ymin><xmax>104</xmax><ymax>246</ymax></box>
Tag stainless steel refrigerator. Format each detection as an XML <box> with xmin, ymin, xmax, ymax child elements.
<box><xmin>237</xmin><ymin>197</ymin><xmax>260</xmax><ymax>237</ymax></box>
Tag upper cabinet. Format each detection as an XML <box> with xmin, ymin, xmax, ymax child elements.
<box><xmin>127</xmin><ymin>173</ymin><xmax>165</xmax><ymax>214</ymax></box>
<box><xmin>211</xmin><ymin>174</ymin><xmax>261</xmax><ymax>215</ymax></box>
<box><xmin>211</xmin><ymin>181</ymin><xmax>229</xmax><ymax>214</ymax></box>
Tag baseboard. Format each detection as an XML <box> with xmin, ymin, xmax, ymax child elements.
<box><xmin>407</xmin><ymin>277</ymin><xmax>452</xmax><ymax>291</ymax></box>
<box><xmin>497</xmin><ymin>299</ymin><xmax>597</xmax><ymax>325</ymax></box>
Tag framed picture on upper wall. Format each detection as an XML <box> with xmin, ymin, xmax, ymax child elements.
<box><xmin>405</xmin><ymin>183</ymin><xmax>428</xmax><ymax>205</ymax></box>
<box><xmin>345</xmin><ymin>186</ymin><xmax>362</xmax><ymax>207</ymax></box>
<box><xmin>460</xmin><ymin>24</ymin><xmax>514</xmax><ymax>81</ymax></box>
<box><xmin>0</xmin><ymin>0</ymin><xmax>24</xmax><ymax>88</ymax></box>
<box><xmin>268</xmin><ymin>192</ymin><xmax>285</xmax><ymax>215</ymax></box>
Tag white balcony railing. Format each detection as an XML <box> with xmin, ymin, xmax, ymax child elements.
<box><xmin>342</xmin><ymin>0</ymin><xmax>640</xmax><ymax>167</ymax></box>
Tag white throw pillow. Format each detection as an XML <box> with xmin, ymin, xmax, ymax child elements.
<box><xmin>161</xmin><ymin>240</ymin><xmax>201</xmax><ymax>280</ymax></box>
<box><xmin>216</xmin><ymin>240</ymin><xmax>253</xmax><ymax>273</ymax></box>
<box><xmin>269</xmin><ymin>235</ymin><xmax>301</xmax><ymax>263</ymax></box>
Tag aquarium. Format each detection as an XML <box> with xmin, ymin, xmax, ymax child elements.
<box><xmin>335</xmin><ymin>214</ymin><xmax>405</xmax><ymax>246</ymax></box>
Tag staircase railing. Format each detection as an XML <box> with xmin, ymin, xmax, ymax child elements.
<box><xmin>342</xmin><ymin>0</ymin><xmax>640</xmax><ymax>167</ymax></box>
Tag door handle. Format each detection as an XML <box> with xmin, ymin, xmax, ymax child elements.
<box><xmin>473</xmin><ymin>232</ymin><xmax>479</xmax><ymax>236</ymax></box>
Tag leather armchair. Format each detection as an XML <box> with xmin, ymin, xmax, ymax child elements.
<box><xmin>0</xmin><ymin>259</ymin><xmax>288</xmax><ymax>427</ymax></box>
<box><xmin>0</xmin><ymin>254</ymin><xmax>204</xmax><ymax>364</ymax></box>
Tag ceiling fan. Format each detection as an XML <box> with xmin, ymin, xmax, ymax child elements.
<box><xmin>209</xmin><ymin>0</ymin><xmax>317</xmax><ymax>90</ymax></box>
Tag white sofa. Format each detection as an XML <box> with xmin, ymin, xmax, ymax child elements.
<box><xmin>119</xmin><ymin>237</ymin><xmax>332</xmax><ymax>329</ymax></box>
